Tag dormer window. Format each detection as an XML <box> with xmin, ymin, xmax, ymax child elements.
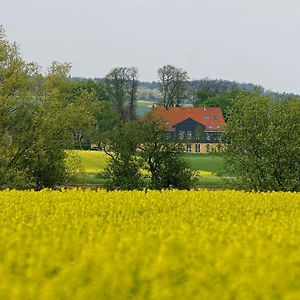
<box><xmin>208</xmin><ymin>125</ymin><xmax>213</xmax><ymax>129</ymax></box>
<box><xmin>205</xmin><ymin>115</ymin><xmax>210</xmax><ymax>120</ymax></box>
<box><xmin>214</xmin><ymin>115</ymin><xmax>218</xmax><ymax>121</ymax></box>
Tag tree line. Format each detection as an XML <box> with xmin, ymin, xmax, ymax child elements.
<box><xmin>0</xmin><ymin>27</ymin><xmax>192</xmax><ymax>190</ymax></box>
<box><xmin>1</xmin><ymin>25</ymin><xmax>299</xmax><ymax>191</ymax></box>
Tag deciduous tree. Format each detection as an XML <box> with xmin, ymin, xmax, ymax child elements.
<box><xmin>224</xmin><ymin>91</ymin><xmax>300</xmax><ymax>191</ymax></box>
<box><xmin>125</xmin><ymin>67</ymin><xmax>138</xmax><ymax>121</ymax></box>
<box><xmin>105</xmin><ymin>67</ymin><xmax>139</xmax><ymax>120</ymax></box>
<box><xmin>0</xmin><ymin>27</ymin><xmax>97</xmax><ymax>189</ymax></box>
<box><xmin>157</xmin><ymin>64</ymin><xmax>190</xmax><ymax>107</ymax></box>
<box><xmin>103</xmin><ymin>121</ymin><xmax>192</xmax><ymax>190</ymax></box>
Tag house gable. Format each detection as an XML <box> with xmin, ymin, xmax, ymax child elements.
<box><xmin>174</xmin><ymin>118</ymin><xmax>206</xmax><ymax>141</ymax></box>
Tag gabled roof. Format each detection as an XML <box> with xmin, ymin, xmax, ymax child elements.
<box><xmin>145</xmin><ymin>107</ymin><xmax>225</xmax><ymax>131</ymax></box>
<box><xmin>174</xmin><ymin>117</ymin><xmax>203</xmax><ymax>127</ymax></box>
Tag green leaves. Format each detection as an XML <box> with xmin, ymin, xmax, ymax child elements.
<box><xmin>224</xmin><ymin>92</ymin><xmax>300</xmax><ymax>191</ymax></box>
<box><xmin>103</xmin><ymin>121</ymin><xmax>192</xmax><ymax>190</ymax></box>
<box><xmin>0</xmin><ymin>28</ymin><xmax>104</xmax><ymax>189</ymax></box>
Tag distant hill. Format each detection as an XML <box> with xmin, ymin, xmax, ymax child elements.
<box><xmin>190</xmin><ymin>79</ymin><xmax>300</xmax><ymax>100</ymax></box>
<box><xmin>70</xmin><ymin>77</ymin><xmax>300</xmax><ymax>101</ymax></box>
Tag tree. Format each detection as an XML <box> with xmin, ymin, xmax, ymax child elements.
<box><xmin>138</xmin><ymin>121</ymin><xmax>192</xmax><ymax>190</ymax></box>
<box><xmin>125</xmin><ymin>67</ymin><xmax>138</xmax><ymax>121</ymax></box>
<box><xmin>194</xmin><ymin>87</ymin><xmax>215</xmax><ymax>104</ymax></box>
<box><xmin>85</xmin><ymin>79</ymin><xmax>108</xmax><ymax>101</ymax></box>
<box><xmin>102</xmin><ymin>122</ymin><xmax>144</xmax><ymax>190</ymax></box>
<box><xmin>17</xmin><ymin>62</ymin><xmax>96</xmax><ymax>189</ymax></box>
<box><xmin>103</xmin><ymin>121</ymin><xmax>192</xmax><ymax>190</ymax></box>
<box><xmin>224</xmin><ymin>91</ymin><xmax>300</xmax><ymax>191</ymax></box>
<box><xmin>0</xmin><ymin>26</ymin><xmax>39</xmax><ymax>188</ymax></box>
<box><xmin>194</xmin><ymin>89</ymin><xmax>239</xmax><ymax>120</ymax></box>
<box><xmin>157</xmin><ymin>64</ymin><xmax>190</xmax><ymax>107</ymax></box>
<box><xmin>89</xmin><ymin>100</ymin><xmax>120</xmax><ymax>148</ymax></box>
<box><xmin>105</xmin><ymin>67</ymin><xmax>127</xmax><ymax>119</ymax></box>
<box><xmin>0</xmin><ymin>27</ymin><xmax>96</xmax><ymax>189</ymax></box>
<box><xmin>69</xmin><ymin>78</ymin><xmax>108</xmax><ymax>102</ymax></box>
<box><xmin>105</xmin><ymin>67</ymin><xmax>139</xmax><ymax>120</ymax></box>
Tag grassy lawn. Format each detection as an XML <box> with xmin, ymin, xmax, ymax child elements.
<box><xmin>184</xmin><ymin>153</ymin><xmax>225</xmax><ymax>175</ymax></box>
<box><xmin>67</xmin><ymin>150</ymin><xmax>108</xmax><ymax>173</ymax></box>
<box><xmin>66</xmin><ymin>150</ymin><xmax>227</xmax><ymax>188</ymax></box>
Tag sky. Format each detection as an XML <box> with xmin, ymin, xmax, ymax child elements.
<box><xmin>1</xmin><ymin>0</ymin><xmax>300</xmax><ymax>93</ymax></box>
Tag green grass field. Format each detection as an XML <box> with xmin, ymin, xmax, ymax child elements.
<box><xmin>66</xmin><ymin>150</ymin><xmax>226</xmax><ymax>188</ymax></box>
<box><xmin>184</xmin><ymin>153</ymin><xmax>225</xmax><ymax>174</ymax></box>
<box><xmin>68</xmin><ymin>150</ymin><xmax>108</xmax><ymax>173</ymax></box>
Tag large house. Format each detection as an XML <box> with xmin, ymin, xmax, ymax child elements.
<box><xmin>146</xmin><ymin>107</ymin><xmax>225</xmax><ymax>153</ymax></box>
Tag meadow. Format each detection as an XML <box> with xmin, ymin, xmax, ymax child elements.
<box><xmin>0</xmin><ymin>189</ymin><xmax>299</xmax><ymax>299</ymax></box>
<box><xmin>67</xmin><ymin>150</ymin><xmax>226</xmax><ymax>188</ymax></box>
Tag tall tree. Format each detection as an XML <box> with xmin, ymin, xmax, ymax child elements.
<box><xmin>157</xmin><ymin>64</ymin><xmax>190</xmax><ymax>107</ymax></box>
<box><xmin>0</xmin><ymin>27</ymin><xmax>96</xmax><ymax>189</ymax></box>
<box><xmin>125</xmin><ymin>67</ymin><xmax>138</xmax><ymax>120</ymax></box>
<box><xmin>105</xmin><ymin>67</ymin><xmax>139</xmax><ymax>120</ymax></box>
<box><xmin>224</xmin><ymin>91</ymin><xmax>300</xmax><ymax>192</ymax></box>
<box><xmin>105</xmin><ymin>67</ymin><xmax>127</xmax><ymax>119</ymax></box>
<box><xmin>0</xmin><ymin>26</ymin><xmax>39</xmax><ymax>188</ymax></box>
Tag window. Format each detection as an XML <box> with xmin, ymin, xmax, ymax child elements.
<box><xmin>187</xmin><ymin>131</ymin><xmax>192</xmax><ymax>140</ymax></box>
<box><xmin>165</xmin><ymin>132</ymin><xmax>171</xmax><ymax>140</ymax></box>
<box><xmin>214</xmin><ymin>115</ymin><xmax>218</xmax><ymax>121</ymax></box>
<box><xmin>178</xmin><ymin>131</ymin><xmax>185</xmax><ymax>140</ymax></box>
<box><xmin>186</xmin><ymin>144</ymin><xmax>192</xmax><ymax>152</ymax></box>
<box><xmin>195</xmin><ymin>143</ymin><xmax>201</xmax><ymax>153</ymax></box>
<box><xmin>208</xmin><ymin>125</ymin><xmax>213</xmax><ymax>129</ymax></box>
<box><xmin>205</xmin><ymin>115</ymin><xmax>210</xmax><ymax>120</ymax></box>
<box><xmin>206</xmin><ymin>144</ymin><xmax>210</xmax><ymax>152</ymax></box>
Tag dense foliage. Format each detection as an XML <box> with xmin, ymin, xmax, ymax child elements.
<box><xmin>0</xmin><ymin>189</ymin><xmax>299</xmax><ymax>299</ymax></box>
<box><xmin>193</xmin><ymin>89</ymin><xmax>238</xmax><ymax>120</ymax></box>
<box><xmin>0</xmin><ymin>27</ymin><xmax>117</xmax><ymax>189</ymax></box>
<box><xmin>103</xmin><ymin>121</ymin><xmax>192</xmax><ymax>190</ymax></box>
<box><xmin>224</xmin><ymin>91</ymin><xmax>300</xmax><ymax>191</ymax></box>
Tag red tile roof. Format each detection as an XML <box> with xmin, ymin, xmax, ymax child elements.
<box><xmin>146</xmin><ymin>107</ymin><xmax>225</xmax><ymax>131</ymax></box>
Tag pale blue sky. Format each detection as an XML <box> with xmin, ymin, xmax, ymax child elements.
<box><xmin>1</xmin><ymin>0</ymin><xmax>300</xmax><ymax>93</ymax></box>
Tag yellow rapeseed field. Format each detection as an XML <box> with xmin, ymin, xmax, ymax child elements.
<box><xmin>0</xmin><ymin>189</ymin><xmax>299</xmax><ymax>300</ymax></box>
